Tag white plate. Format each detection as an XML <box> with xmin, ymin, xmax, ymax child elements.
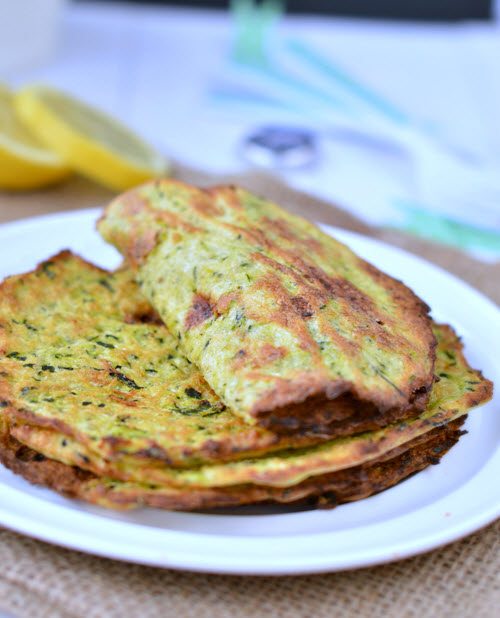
<box><xmin>0</xmin><ymin>208</ymin><xmax>498</xmax><ymax>575</ymax></box>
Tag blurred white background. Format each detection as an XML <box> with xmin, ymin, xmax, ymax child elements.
<box><xmin>1</xmin><ymin>0</ymin><xmax>499</xmax><ymax>259</ymax></box>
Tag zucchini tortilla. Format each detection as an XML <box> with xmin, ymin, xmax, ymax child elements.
<box><xmin>98</xmin><ymin>180</ymin><xmax>437</xmax><ymax>432</ymax></box>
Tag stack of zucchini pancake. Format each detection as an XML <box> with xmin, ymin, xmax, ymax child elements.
<box><xmin>0</xmin><ymin>181</ymin><xmax>492</xmax><ymax>511</ymax></box>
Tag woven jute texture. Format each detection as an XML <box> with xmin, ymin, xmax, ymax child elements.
<box><xmin>0</xmin><ymin>520</ymin><xmax>499</xmax><ymax>618</ymax></box>
<box><xmin>0</xmin><ymin>165</ymin><xmax>498</xmax><ymax>617</ymax></box>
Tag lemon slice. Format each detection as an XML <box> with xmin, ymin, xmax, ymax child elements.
<box><xmin>15</xmin><ymin>85</ymin><xmax>170</xmax><ymax>191</ymax></box>
<box><xmin>0</xmin><ymin>84</ymin><xmax>70</xmax><ymax>190</ymax></box>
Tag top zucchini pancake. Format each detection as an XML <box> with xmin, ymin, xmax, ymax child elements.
<box><xmin>98</xmin><ymin>180</ymin><xmax>437</xmax><ymax>432</ymax></box>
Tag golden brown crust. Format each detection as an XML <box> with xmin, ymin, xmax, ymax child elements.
<box><xmin>0</xmin><ymin>418</ymin><xmax>465</xmax><ymax>511</ymax></box>
<box><xmin>0</xmin><ymin>431</ymin><xmax>94</xmax><ymax>498</ymax></box>
<box><xmin>256</xmin><ymin>392</ymin><xmax>421</xmax><ymax>435</ymax></box>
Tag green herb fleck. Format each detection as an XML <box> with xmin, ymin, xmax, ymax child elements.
<box><xmin>185</xmin><ymin>387</ymin><xmax>202</xmax><ymax>399</ymax></box>
<box><xmin>109</xmin><ymin>370</ymin><xmax>142</xmax><ymax>390</ymax></box>
<box><xmin>7</xmin><ymin>351</ymin><xmax>26</xmax><ymax>360</ymax></box>
<box><xmin>98</xmin><ymin>278</ymin><xmax>114</xmax><ymax>292</ymax></box>
<box><xmin>175</xmin><ymin>400</ymin><xmax>211</xmax><ymax>415</ymax></box>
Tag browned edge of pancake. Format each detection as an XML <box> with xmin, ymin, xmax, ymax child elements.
<box><xmin>0</xmin><ymin>417</ymin><xmax>466</xmax><ymax>511</ymax></box>
<box><xmin>252</xmin><ymin>391</ymin><xmax>424</xmax><ymax>436</ymax></box>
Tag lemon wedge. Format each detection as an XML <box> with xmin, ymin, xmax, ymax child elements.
<box><xmin>0</xmin><ymin>84</ymin><xmax>70</xmax><ymax>190</ymax></box>
<box><xmin>15</xmin><ymin>85</ymin><xmax>170</xmax><ymax>191</ymax></box>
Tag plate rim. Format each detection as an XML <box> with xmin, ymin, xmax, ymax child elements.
<box><xmin>0</xmin><ymin>208</ymin><xmax>498</xmax><ymax>575</ymax></box>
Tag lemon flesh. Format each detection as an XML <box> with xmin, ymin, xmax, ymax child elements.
<box><xmin>0</xmin><ymin>85</ymin><xmax>70</xmax><ymax>190</ymax></box>
<box><xmin>15</xmin><ymin>86</ymin><xmax>170</xmax><ymax>192</ymax></box>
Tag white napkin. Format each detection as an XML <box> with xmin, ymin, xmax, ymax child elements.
<box><xmin>208</xmin><ymin>23</ymin><xmax>500</xmax><ymax>262</ymax></box>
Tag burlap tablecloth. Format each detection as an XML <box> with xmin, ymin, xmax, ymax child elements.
<box><xmin>0</xmin><ymin>166</ymin><xmax>498</xmax><ymax>618</ymax></box>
